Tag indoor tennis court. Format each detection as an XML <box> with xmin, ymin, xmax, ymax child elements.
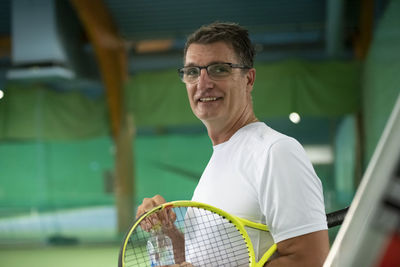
<box><xmin>0</xmin><ymin>0</ymin><xmax>399</xmax><ymax>266</ymax></box>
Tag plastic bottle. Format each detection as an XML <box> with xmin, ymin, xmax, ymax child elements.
<box><xmin>147</xmin><ymin>225</ymin><xmax>175</xmax><ymax>266</ymax></box>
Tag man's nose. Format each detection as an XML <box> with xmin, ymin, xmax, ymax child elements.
<box><xmin>197</xmin><ymin>69</ymin><xmax>214</xmax><ymax>89</ymax></box>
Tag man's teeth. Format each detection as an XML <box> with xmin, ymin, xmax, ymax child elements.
<box><xmin>200</xmin><ymin>97</ymin><xmax>218</xmax><ymax>102</ymax></box>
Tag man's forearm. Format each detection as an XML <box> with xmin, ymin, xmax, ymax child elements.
<box><xmin>265</xmin><ymin>230</ymin><xmax>329</xmax><ymax>267</ymax></box>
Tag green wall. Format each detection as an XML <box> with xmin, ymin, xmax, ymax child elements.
<box><xmin>362</xmin><ymin>0</ymin><xmax>400</xmax><ymax>165</ymax></box>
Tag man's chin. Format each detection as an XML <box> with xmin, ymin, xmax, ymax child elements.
<box><xmin>196</xmin><ymin>114</ymin><xmax>222</xmax><ymax>125</ymax></box>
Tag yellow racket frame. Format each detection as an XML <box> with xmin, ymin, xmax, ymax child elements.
<box><xmin>120</xmin><ymin>200</ymin><xmax>277</xmax><ymax>267</ymax></box>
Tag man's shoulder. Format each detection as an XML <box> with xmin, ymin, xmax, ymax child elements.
<box><xmin>239</xmin><ymin>122</ymin><xmax>294</xmax><ymax>148</ymax></box>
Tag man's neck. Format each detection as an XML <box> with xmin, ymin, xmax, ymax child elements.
<box><xmin>205</xmin><ymin>113</ymin><xmax>259</xmax><ymax>146</ymax></box>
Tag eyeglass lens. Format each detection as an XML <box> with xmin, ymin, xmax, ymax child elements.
<box><xmin>180</xmin><ymin>63</ymin><xmax>234</xmax><ymax>83</ymax></box>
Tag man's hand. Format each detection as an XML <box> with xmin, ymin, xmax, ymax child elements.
<box><xmin>136</xmin><ymin>195</ymin><xmax>176</xmax><ymax>232</ymax></box>
<box><xmin>136</xmin><ymin>194</ymin><xmax>166</xmax><ymax>218</ymax></box>
<box><xmin>137</xmin><ymin>195</ymin><xmax>185</xmax><ymax>263</ymax></box>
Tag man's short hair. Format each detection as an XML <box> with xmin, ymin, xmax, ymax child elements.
<box><xmin>183</xmin><ymin>22</ymin><xmax>255</xmax><ymax>68</ymax></box>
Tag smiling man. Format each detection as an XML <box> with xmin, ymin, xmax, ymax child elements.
<box><xmin>138</xmin><ymin>22</ymin><xmax>329</xmax><ymax>266</ymax></box>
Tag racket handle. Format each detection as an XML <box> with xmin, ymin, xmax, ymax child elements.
<box><xmin>327</xmin><ymin>207</ymin><xmax>349</xmax><ymax>228</ymax></box>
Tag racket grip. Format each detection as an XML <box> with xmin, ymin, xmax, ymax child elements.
<box><xmin>326</xmin><ymin>207</ymin><xmax>349</xmax><ymax>228</ymax></box>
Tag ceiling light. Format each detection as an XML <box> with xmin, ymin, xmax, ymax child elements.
<box><xmin>289</xmin><ymin>112</ymin><xmax>301</xmax><ymax>124</ymax></box>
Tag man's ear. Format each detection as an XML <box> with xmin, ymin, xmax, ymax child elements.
<box><xmin>246</xmin><ymin>68</ymin><xmax>256</xmax><ymax>93</ymax></box>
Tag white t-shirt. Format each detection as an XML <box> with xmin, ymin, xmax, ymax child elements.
<box><xmin>191</xmin><ymin>122</ymin><xmax>327</xmax><ymax>261</ymax></box>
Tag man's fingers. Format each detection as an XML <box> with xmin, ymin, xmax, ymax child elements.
<box><xmin>168</xmin><ymin>209</ymin><xmax>177</xmax><ymax>222</ymax></box>
<box><xmin>136</xmin><ymin>195</ymin><xmax>170</xmax><ymax>231</ymax></box>
<box><xmin>136</xmin><ymin>195</ymin><xmax>167</xmax><ymax>218</ymax></box>
<box><xmin>139</xmin><ymin>217</ymin><xmax>152</xmax><ymax>232</ymax></box>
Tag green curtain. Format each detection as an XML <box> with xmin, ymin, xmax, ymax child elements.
<box><xmin>253</xmin><ymin>60</ymin><xmax>360</xmax><ymax>118</ymax></box>
<box><xmin>124</xmin><ymin>69</ymin><xmax>196</xmax><ymax>126</ymax></box>
<box><xmin>0</xmin><ymin>134</ymin><xmax>210</xmax><ymax>212</ymax></box>
<box><xmin>0</xmin><ymin>83</ymin><xmax>108</xmax><ymax>140</ymax></box>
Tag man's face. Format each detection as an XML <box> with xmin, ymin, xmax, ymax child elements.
<box><xmin>184</xmin><ymin>42</ymin><xmax>255</xmax><ymax>126</ymax></box>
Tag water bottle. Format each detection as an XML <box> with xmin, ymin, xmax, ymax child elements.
<box><xmin>147</xmin><ymin>225</ymin><xmax>175</xmax><ymax>266</ymax></box>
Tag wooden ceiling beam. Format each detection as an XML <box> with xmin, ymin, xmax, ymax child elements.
<box><xmin>0</xmin><ymin>36</ymin><xmax>11</xmax><ymax>58</ymax></box>
<box><xmin>354</xmin><ymin>0</ymin><xmax>374</xmax><ymax>60</ymax></box>
<box><xmin>70</xmin><ymin>0</ymin><xmax>134</xmax><ymax>234</ymax></box>
<box><xmin>134</xmin><ymin>39</ymin><xmax>174</xmax><ymax>53</ymax></box>
<box><xmin>70</xmin><ymin>0</ymin><xmax>127</xmax><ymax>137</ymax></box>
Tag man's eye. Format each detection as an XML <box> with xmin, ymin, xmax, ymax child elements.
<box><xmin>185</xmin><ymin>68</ymin><xmax>199</xmax><ymax>76</ymax></box>
<box><xmin>210</xmin><ymin>65</ymin><xmax>230</xmax><ymax>74</ymax></box>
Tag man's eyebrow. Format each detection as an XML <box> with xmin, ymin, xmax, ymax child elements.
<box><xmin>184</xmin><ymin>62</ymin><xmax>197</xmax><ymax>67</ymax></box>
<box><xmin>184</xmin><ymin>61</ymin><xmax>228</xmax><ymax>67</ymax></box>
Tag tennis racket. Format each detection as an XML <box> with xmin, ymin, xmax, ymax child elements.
<box><xmin>119</xmin><ymin>200</ymin><xmax>348</xmax><ymax>267</ymax></box>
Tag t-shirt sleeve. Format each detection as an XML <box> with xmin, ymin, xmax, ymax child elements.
<box><xmin>258</xmin><ymin>138</ymin><xmax>328</xmax><ymax>243</ymax></box>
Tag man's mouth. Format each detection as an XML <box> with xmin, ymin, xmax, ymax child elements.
<box><xmin>199</xmin><ymin>97</ymin><xmax>222</xmax><ymax>102</ymax></box>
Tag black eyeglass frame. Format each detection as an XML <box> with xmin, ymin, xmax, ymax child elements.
<box><xmin>177</xmin><ymin>62</ymin><xmax>251</xmax><ymax>83</ymax></box>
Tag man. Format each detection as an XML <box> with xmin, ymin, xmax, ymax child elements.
<box><xmin>137</xmin><ymin>22</ymin><xmax>329</xmax><ymax>266</ymax></box>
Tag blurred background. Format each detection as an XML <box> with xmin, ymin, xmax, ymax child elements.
<box><xmin>0</xmin><ymin>0</ymin><xmax>399</xmax><ymax>266</ymax></box>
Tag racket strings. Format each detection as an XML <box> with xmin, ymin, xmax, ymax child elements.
<box><xmin>123</xmin><ymin>206</ymin><xmax>251</xmax><ymax>267</ymax></box>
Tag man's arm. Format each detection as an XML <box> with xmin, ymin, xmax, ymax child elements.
<box><xmin>265</xmin><ymin>230</ymin><xmax>329</xmax><ymax>267</ymax></box>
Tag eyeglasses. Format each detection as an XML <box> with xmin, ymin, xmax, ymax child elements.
<box><xmin>178</xmin><ymin>62</ymin><xmax>251</xmax><ymax>84</ymax></box>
